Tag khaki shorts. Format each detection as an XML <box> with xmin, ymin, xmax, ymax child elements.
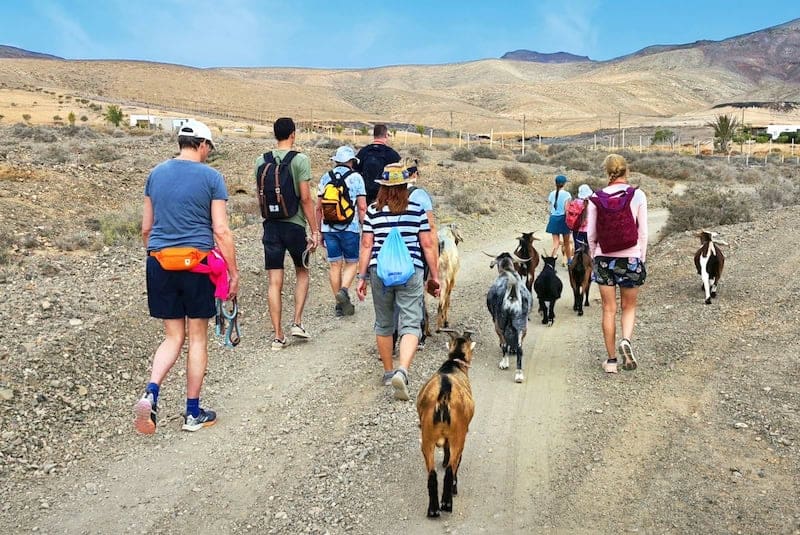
<box><xmin>368</xmin><ymin>267</ymin><xmax>424</xmax><ymax>337</ymax></box>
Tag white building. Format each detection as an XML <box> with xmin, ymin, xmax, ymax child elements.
<box><xmin>766</xmin><ymin>124</ymin><xmax>800</xmax><ymax>140</ymax></box>
<box><xmin>129</xmin><ymin>114</ymin><xmax>156</xmax><ymax>128</ymax></box>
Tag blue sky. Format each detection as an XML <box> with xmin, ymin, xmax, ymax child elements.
<box><xmin>1</xmin><ymin>0</ymin><xmax>798</xmax><ymax>69</ymax></box>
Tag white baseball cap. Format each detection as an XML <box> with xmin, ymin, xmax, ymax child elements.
<box><xmin>178</xmin><ymin>120</ymin><xmax>214</xmax><ymax>149</ymax></box>
<box><xmin>331</xmin><ymin>145</ymin><xmax>359</xmax><ymax>164</ymax></box>
<box><xmin>578</xmin><ymin>184</ymin><xmax>593</xmax><ymax>199</ymax></box>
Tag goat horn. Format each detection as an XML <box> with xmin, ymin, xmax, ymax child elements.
<box><xmin>482</xmin><ymin>251</ymin><xmax>498</xmax><ymax>258</ymax></box>
<box><xmin>510</xmin><ymin>252</ymin><xmax>531</xmax><ymax>263</ymax></box>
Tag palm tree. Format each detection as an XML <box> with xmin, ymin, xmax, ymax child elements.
<box><xmin>706</xmin><ymin>114</ymin><xmax>739</xmax><ymax>153</ymax></box>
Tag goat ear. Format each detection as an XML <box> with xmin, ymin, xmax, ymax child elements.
<box><xmin>469</xmin><ymin>341</ymin><xmax>476</xmax><ymax>350</ymax></box>
<box><xmin>445</xmin><ymin>341</ymin><xmax>451</xmax><ymax>350</ymax></box>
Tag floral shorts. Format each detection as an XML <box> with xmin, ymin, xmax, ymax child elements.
<box><xmin>592</xmin><ymin>256</ymin><xmax>647</xmax><ymax>288</ymax></box>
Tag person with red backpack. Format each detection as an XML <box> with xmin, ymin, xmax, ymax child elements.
<box><xmin>586</xmin><ymin>154</ymin><xmax>648</xmax><ymax>374</ymax></box>
<box><xmin>566</xmin><ymin>183</ymin><xmax>593</xmax><ymax>248</ymax></box>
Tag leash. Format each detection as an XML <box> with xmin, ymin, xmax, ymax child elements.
<box><xmin>215</xmin><ymin>297</ymin><xmax>240</xmax><ymax>347</ymax></box>
<box><xmin>302</xmin><ymin>243</ymin><xmax>315</xmax><ymax>269</ymax></box>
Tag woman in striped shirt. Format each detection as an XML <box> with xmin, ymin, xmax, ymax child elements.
<box><xmin>356</xmin><ymin>164</ymin><xmax>441</xmax><ymax>401</ymax></box>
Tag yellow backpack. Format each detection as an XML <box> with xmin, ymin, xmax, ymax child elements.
<box><xmin>321</xmin><ymin>170</ymin><xmax>356</xmax><ymax>227</ymax></box>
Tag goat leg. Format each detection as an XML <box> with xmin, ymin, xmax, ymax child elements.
<box><xmin>441</xmin><ymin>466</ymin><xmax>454</xmax><ymax>512</ymax></box>
<box><xmin>442</xmin><ymin>439</ymin><xmax>450</xmax><ymax>468</ymax></box>
<box><xmin>427</xmin><ymin>469</ymin><xmax>440</xmax><ymax>517</ymax></box>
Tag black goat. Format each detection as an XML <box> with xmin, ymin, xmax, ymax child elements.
<box><xmin>568</xmin><ymin>240</ymin><xmax>591</xmax><ymax>316</ymax></box>
<box><xmin>533</xmin><ymin>256</ymin><xmax>563</xmax><ymax>326</ymax></box>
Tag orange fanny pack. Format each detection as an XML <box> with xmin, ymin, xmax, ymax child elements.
<box><xmin>150</xmin><ymin>247</ymin><xmax>209</xmax><ymax>271</ymax></box>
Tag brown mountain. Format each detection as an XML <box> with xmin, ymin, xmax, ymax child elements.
<box><xmin>1</xmin><ymin>18</ymin><xmax>799</xmax><ymax>135</ymax></box>
<box><xmin>0</xmin><ymin>45</ymin><xmax>61</xmax><ymax>60</ymax></box>
<box><xmin>500</xmin><ymin>50</ymin><xmax>592</xmax><ymax>63</ymax></box>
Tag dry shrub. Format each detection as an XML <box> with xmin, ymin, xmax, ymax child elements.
<box><xmin>55</xmin><ymin>231</ymin><xmax>101</xmax><ymax>251</ymax></box>
<box><xmin>502</xmin><ymin>165</ymin><xmax>531</xmax><ymax>184</ymax></box>
<box><xmin>227</xmin><ymin>195</ymin><xmax>261</xmax><ymax>229</ymax></box>
<box><xmin>756</xmin><ymin>177</ymin><xmax>800</xmax><ymax>208</ymax></box>
<box><xmin>471</xmin><ymin>145</ymin><xmax>498</xmax><ymax>159</ymax></box>
<box><xmin>310</xmin><ymin>137</ymin><xmax>340</xmax><ymax>150</ymax></box>
<box><xmin>664</xmin><ymin>186</ymin><xmax>754</xmax><ymax>234</ymax></box>
<box><xmin>61</xmin><ymin>125</ymin><xmax>99</xmax><ymax>139</ymax></box>
<box><xmin>546</xmin><ymin>147</ymin><xmax>593</xmax><ymax>171</ymax></box>
<box><xmin>516</xmin><ymin>151</ymin><xmax>543</xmax><ymax>164</ymax></box>
<box><xmin>452</xmin><ymin>148</ymin><xmax>476</xmax><ymax>162</ymax></box>
<box><xmin>449</xmin><ymin>185</ymin><xmax>492</xmax><ymax>215</ymax></box>
<box><xmin>99</xmin><ymin>205</ymin><xmax>141</xmax><ymax>245</ymax></box>
<box><xmin>34</xmin><ymin>144</ymin><xmax>70</xmax><ymax>164</ymax></box>
<box><xmin>86</xmin><ymin>144</ymin><xmax>121</xmax><ymax>163</ymax></box>
<box><xmin>737</xmin><ymin>167</ymin><xmax>765</xmax><ymax>184</ymax></box>
<box><xmin>407</xmin><ymin>146</ymin><xmax>427</xmax><ymax>160</ymax></box>
<box><xmin>10</xmin><ymin>123</ymin><xmax>58</xmax><ymax>142</ymax></box>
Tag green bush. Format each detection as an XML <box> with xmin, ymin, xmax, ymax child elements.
<box><xmin>502</xmin><ymin>165</ymin><xmax>531</xmax><ymax>184</ymax></box>
<box><xmin>452</xmin><ymin>147</ymin><xmax>476</xmax><ymax>162</ymax></box>
<box><xmin>471</xmin><ymin>145</ymin><xmax>498</xmax><ymax>159</ymax></box>
<box><xmin>664</xmin><ymin>186</ymin><xmax>754</xmax><ymax>234</ymax></box>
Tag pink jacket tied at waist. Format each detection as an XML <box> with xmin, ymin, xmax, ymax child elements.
<box><xmin>190</xmin><ymin>247</ymin><xmax>230</xmax><ymax>299</ymax></box>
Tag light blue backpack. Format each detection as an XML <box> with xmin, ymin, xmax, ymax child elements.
<box><xmin>376</xmin><ymin>227</ymin><xmax>415</xmax><ymax>287</ymax></box>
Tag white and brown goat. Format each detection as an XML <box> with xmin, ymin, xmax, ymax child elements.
<box><xmin>694</xmin><ymin>230</ymin><xmax>727</xmax><ymax>304</ymax></box>
<box><xmin>436</xmin><ymin>224</ymin><xmax>464</xmax><ymax>331</ymax></box>
<box><xmin>485</xmin><ymin>251</ymin><xmax>533</xmax><ymax>383</ymax></box>
<box><xmin>417</xmin><ymin>329</ymin><xmax>476</xmax><ymax>518</ymax></box>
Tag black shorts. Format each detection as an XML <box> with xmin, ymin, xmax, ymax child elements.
<box><xmin>146</xmin><ymin>256</ymin><xmax>216</xmax><ymax>319</ymax></box>
<box><xmin>262</xmin><ymin>220</ymin><xmax>308</xmax><ymax>270</ymax></box>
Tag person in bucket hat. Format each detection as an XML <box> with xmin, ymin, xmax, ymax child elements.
<box><xmin>315</xmin><ymin>146</ymin><xmax>367</xmax><ymax>317</ymax></box>
<box><xmin>355</xmin><ymin>162</ymin><xmax>440</xmax><ymax>401</ymax></box>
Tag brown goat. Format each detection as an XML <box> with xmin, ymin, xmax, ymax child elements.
<box><xmin>514</xmin><ymin>231</ymin><xmax>541</xmax><ymax>294</ymax></box>
<box><xmin>568</xmin><ymin>239</ymin><xmax>592</xmax><ymax>315</ymax></box>
<box><xmin>416</xmin><ymin>329</ymin><xmax>475</xmax><ymax>518</ymax></box>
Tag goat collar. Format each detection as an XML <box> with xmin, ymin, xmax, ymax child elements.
<box><xmin>452</xmin><ymin>358</ymin><xmax>471</xmax><ymax>369</ymax></box>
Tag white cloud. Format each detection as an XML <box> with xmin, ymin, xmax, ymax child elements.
<box><xmin>534</xmin><ymin>0</ymin><xmax>600</xmax><ymax>57</ymax></box>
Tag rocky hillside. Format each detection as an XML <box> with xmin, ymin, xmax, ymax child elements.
<box><xmin>0</xmin><ymin>45</ymin><xmax>61</xmax><ymax>60</ymax></box>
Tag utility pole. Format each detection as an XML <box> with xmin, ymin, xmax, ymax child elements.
<box><xmin>522</xmin><ymin>114</ymin><xmax>526</xmax><ymax>156</ymax></box>
<box><xmin>450</xmin><ymin>111</ymin><xmax>453</xmax><ymax>131</ymax></box>
<box><xmin>618</xmin><ymin>111</ymin><xmax>621</xmax><ymax>146</ymax></box>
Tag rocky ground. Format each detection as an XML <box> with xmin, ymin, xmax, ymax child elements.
<box><xmin>0</xmin><ymin>125</ymin><xmax>798</xmax><ymax>534</ymax></box>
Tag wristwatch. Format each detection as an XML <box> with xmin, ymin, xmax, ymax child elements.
<box><xmin>356</xmin><ymin>273</ymin><xmax>369</xmax><ymax>281</ymax></box>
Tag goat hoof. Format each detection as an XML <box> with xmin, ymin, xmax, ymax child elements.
<box><xmin>710</xmin><ymin>292</ymin><xmax>717</xmax><ymax>298</ymax></box>
<box><xmin>704</xmin><ymin>298</ymin><xmax>711</xmax><ymax>305</ymax></box>
<box><xmin>427</xmin><ymin>509</ymin><xmax>440</xmax><ymax>518</ymax></box>
<box><xmin>441</xmin><ymin>502</ymin><xmax>453</xmax><ymax>513</ymax></box>
<box><xmin>578</xmin><ymin>310</ymin><xmax>584</xmax><ymax>316</ymax></box>
<box><xmin>541</xmin><ymin>318</ymin><xmax>548</xmax><ymax>325</ymax></box>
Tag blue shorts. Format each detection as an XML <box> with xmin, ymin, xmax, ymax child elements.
<box><xmin>323</xmin><ymin>231</ymin><xmax>359</xmax><ymax>263</ymax></box>
<box><xmin>262</xmin><ymin>220</ymin><xmax>307</xmax><ymax>270</ymax></box>
<box><xmin>592</xmin><ymin>256</ymin><xmax>647</xmax><ymax>288</ymax></box>
<box><xmin>146</xmin><ymin>256</ymin><xmax>216</xmax><ymax>319</ymax></box>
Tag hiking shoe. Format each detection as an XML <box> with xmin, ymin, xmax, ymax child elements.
<box><xmin>291</xmin><ymin>323</ymin><xmax>311</xmax><ymax>339</ymax></box>
<box><xmin>391</xmin><ymin>370</ymin><xmax>410</xmax><ymax>401</ymax></box>
<box><xmin>336</xmin><ymin>288</ymin><xmax>355</xmax><ymax>316</ymax></box>
<box><xmin>133</xmin><ymin>392</ymin><xmax>157</xmax><ymax>435</ymax></box>
<box><xmin>182</xmin><ymin>409</ymin><xmax>217</xmax><ymax>432</ymax></box>
<box><xmin>603</xmin><ymin>359</ymin><xmax>619</xmax><ymax>374</ymax></box>
<box><xmin>417</xmin><ymin>340</ymin><xmax>425</xmax><ymax>351</ymax></box>
<box><xmin>271</xmin><ymin>336</ymin><xmax>288</xmax><ymax>351</ymax></box>
<box><xmin>382</xmin><ymin>371</ymin><xmax>394</xmax><ymax>386</ymax></box>
<box><xmin>334</xmin><ymin>304</ymin><xmax>344</xmax><ymax>317</ymax></box>
<box><xmin>619</xmin><ymin>339</ymin><xmax>638</xmax><ymax>371</ymax></box>
<box><xmin>514</xmin><ymin>369</ymin><xmax>524</xmax><ymax>383</ymax></box>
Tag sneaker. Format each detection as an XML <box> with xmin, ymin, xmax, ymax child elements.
<box><xmin>334</xmin><ymin>304</ymin><xmax>344</xmax><ymax>317</ymax></box>
<box><xmin>391</xmin><ymin>369</ymin><xmax>410</xmax><ymax>401</ymax></box>
<box><xmin>271</xmin><ymin>336</ymin><xmax>288</xmax><ymax>351</ymax></box>
<box><xmin>133</xmin><ymin>392</ymin><xmax>157</xmax><ymax>435</ymax></box>
<box><xmin>336</xmin><ymin>288</ymin><xmax>355</xmax><ymax>316</ymax></box>
<box><xmin>382</xmin><ymin>371</ymin><xmax>394</xmax><ymax>386</ymax></box>
<box><xmin>619</xmin><ymin>339</ymin><xmax>638</xmax><ymax>371</ymax></box>
<box><xmin>182</xmin><ymin>409</ymin><xmax>217</xmax><ymax>432</ymax></box>
<box><xmin>417</xmin><ymin>340</ymin><xmax>425</xmax><ymax>351</ymax></box>
<box><xmin>603</xmin><ymin>358</ymin><xmax>619</xmax><ymax>374</ymax></box>
<box><xmin>290</xmin><ymin>323</ymin><xmax>311</xmax><ymax>339</ymax></box>
<box><xmin>514</xmin><ymin>369</ymin><xmax>525</xmax><ymax>383</ymax></box>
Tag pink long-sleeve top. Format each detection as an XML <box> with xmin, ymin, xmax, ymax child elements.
<box><xmin>586</xmin><ymin>184</ymin><xmax>648</xmax><ymax>262</ymax></box>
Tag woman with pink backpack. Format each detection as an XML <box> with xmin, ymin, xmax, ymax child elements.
<box><xmin>586</xmin><ymin>154</ymin><xmax>648</xmax><ymax>374</ymax></box>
